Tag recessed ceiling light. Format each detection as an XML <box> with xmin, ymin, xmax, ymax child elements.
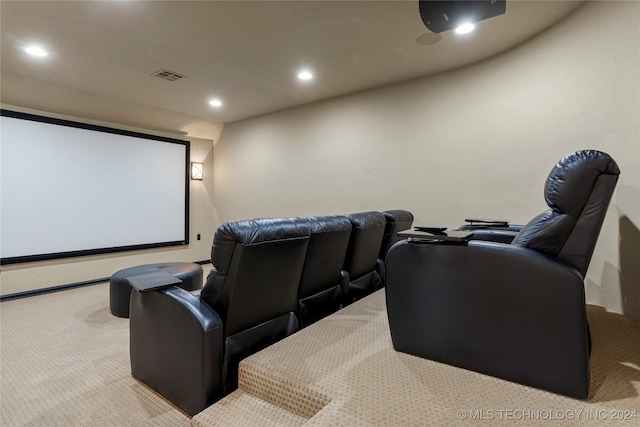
<box><xmin>297</xmin><ymin>70</ymin><xmax>314</xmax><ymax>81</ymax></box>
<box><xmin>454</xmin><ymin>23</ymin><xmax>476</xmax><ymax>35</ymax></box>
<box><xmin>24</xmin><ymin>45</ymin><xmax>48</xmax><ymax>57</ymax></box>
<box><xmin>208</xmin><ymin>99</ymin><xmax>223</xmax><ymax>107</ymax></box>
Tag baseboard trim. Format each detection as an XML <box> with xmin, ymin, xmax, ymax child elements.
<box><xmin>1</xmin><ymin>278</ymin><xmax>109</xmax><ymax>302</ymax></box>
<box><xmin>0</xmin><ymin>260</ymin><xmax>211</xmax><ymax>302</ymax></box>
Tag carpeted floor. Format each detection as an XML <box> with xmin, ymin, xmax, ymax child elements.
<box><xmin>1</xmin><ymin>281</ymin><xmax>639</xmax><ymax>426</ymax></box>
<box><xmin>194</xmin><ymin>290</ymin><xmax>640</xmax><ymax>426</ymax></box>
<box><xmin>0</xmin><ymin>283</ymin><xmax>190</xmax><ymax>426</ymax></box>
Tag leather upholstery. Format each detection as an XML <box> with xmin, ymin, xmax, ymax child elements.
<box><xmin>297</xmin><ymin>215</ymin><xmax>352</xmax><ymax>327</ymax></box>
<box><xmin>458</xmin><ymin>225</ymin><xmax>523</xmax><ymax>244</ymax></box>
<box><xmin>344</xmin><ymin>212</ymin><xmax>387</xmax><ymax>302</ymax></box>
<box><xmin>379</xmin><ymin>210</ymin><xmax>414</xmax><ymax>258</ymax></box>
<box><xmin>201</xmin><ymin>217</ymin><xmax>310</xmax><ymax>336</ymax></box>
<box><xmin>460</xmin><ymin>229</ymin><xmax>520</xmax><ymax>244</ymax></box>
<box><xmin>110</xmin><ymin>262</ymin><xmax>202</xmax><ymax>318</ymax></box>
<box><xmin>129</xmin><ymin>210</ymin><xmax>413</xmax><ymax>414</ymax></box>
<box><xmin>512</xmin><ymin>150</ymin><xmax>620</xmax><ymax>276</ymax></box>
<box><xmin>385</xmin><ymin>150</ymin><xmax>619</xmax><ymax>399</ymax></box>
<box><xmin>130</xmin><ymin>217</ymin><xmax>311</xmax><ymax>415</ymax></box>
<box><xmin>386</xmin><ymin>241</ymin><xmax>590</xmax><ymax>398</ymax></box>
<box><xmin>130</xmin><ymin>287</ymin><xmax>223</xmax><ymax>416</ymax></box>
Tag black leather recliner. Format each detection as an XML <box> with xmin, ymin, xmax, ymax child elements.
<box><xmin>343</xmin><ymin>211</ymin><xmax>387</xmax><ymax>303</ymax></box>
<box><xmin>129</xmin><ymin>217</ymin><xmax>311</xmax><ymax>416</ymax></box>
<box><xmin>385</xmin><ymin>150</ymin><xmax>620</xmax><ymax>398</ymax></box>
<box><xmin>297</xmin><ymin>215</ymin><xmax>352</xmax><ymax>327</ymax></box>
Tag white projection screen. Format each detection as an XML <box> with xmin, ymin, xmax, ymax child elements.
<box><xmin>0</xmin><ymin>110</ymin><xmax>189</xmax><ymax>264</ymax></box>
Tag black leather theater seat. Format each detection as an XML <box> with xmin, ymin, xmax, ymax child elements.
<box><xmin>385</xmin><ymin>150</ymin><xmax>620</xmax><ymax>399</ymax></box>
<box><xmin>130</xmin><ymin>217</ymin><xmax>311</xmax><ymax>415</ymax></box>
<box><xmin>128</xmin><ymin>209</ymin><xmax>413</xmax><ymax>415</ymax></box>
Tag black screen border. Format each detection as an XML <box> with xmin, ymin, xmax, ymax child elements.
<box><xmin>0</xmin><ymin>109</ymin><xmax>190</xmax><ymax>265</ymax></box>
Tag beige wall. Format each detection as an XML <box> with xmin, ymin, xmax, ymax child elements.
<box><xmin>0</xmin><ymin>88</ymin><xmax>220</xmax><ymax>295</ymax></box>
<box><xmin>214</xmin><ymin>1</ymin><xmax>640</xmax><ymax>320</ymax></box>
<box><xmin>2</xmin><ymin>2</ymin><xmax>637</xmax><ymax>319</ymax></box>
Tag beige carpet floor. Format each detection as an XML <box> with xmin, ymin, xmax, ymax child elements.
<box><xmin>195</xmin><ymin>290</ymin><xmax>640</xmax><ymax>426</ymax></box>
<box><xmin>1</xmin><ymin>281</ymin><xmax>639</xmax><ymax>426</ymax></box>
<box><xmin>0</xmin><ymin>283</ymin><xmax>190</xmax><ymax>426</ymax></box>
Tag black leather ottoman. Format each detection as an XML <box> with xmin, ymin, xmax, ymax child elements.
<box><xmin>110</xmin><ymin>262</ymin><xmax>203</xmax><ymax>318</ymax></box>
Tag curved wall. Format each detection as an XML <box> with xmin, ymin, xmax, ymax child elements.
<box><xmin>214</xmin><ymin>1</ymin><xmax>640</xmax><ymax>319</ymax></box>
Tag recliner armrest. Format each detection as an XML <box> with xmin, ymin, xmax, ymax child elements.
<box><xmin>465</xmin><ymin>229</ymin><xmax>519</xmax><ymax>244</ymax></box>
<box><xmin>130</xmin><ymin>287</ymin><xmax>224</xmax><ymax>416</ymax></box>
<box><xmin>460</xmin><ymin>219</ymin><xmax>523</xmax><ymax>232</ymax></box>
<box><xmin>385</xmin><ymin>240</ymin><xmax>590</xmax><ymax>399</ymax></box>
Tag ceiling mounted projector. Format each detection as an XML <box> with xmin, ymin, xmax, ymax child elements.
<box><xmin>419</xmin><ymin>0</ymin><xmax>506</xmax><ymax>34</ymax></box>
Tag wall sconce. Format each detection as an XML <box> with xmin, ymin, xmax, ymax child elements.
<box><xmin>191</xmin><ymin>162</ymin><xmax>203</xmax><ymax>180</ymax></box>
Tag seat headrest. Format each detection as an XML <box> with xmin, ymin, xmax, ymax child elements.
<box><xmin>512</xmin><ymin>150</ymin><xmax>620</xmax><ymax>274</ymax></box>
<box><xmin>383</xmin><ymin>210</ymin><xmax>415</xmax><ymax>224</ymax></box>
<box><xmin>307</xmin><ymin>215</ymin><xmax>352</xmax><ymax>233</ymax></box>
<box><xmin>545</xmin><ymin>150</ymin><xmax>620</xmax><ymax>215</ymax></box>
<box><xmin>346</xmin><ymin>211</ymin><xmax>387</xmax><ymax>228</ymax></box>
<box><xmin>211</xmin><ymin>217</ymin><xmax>311</xmax><ymax>272</ymax></box>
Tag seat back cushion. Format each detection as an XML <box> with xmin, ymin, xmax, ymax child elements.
<box><xmin>380</xmin><ymin>210</ymin><xmax>414</xmax><ymax>258</ymax></box>
<box><xmin>201</xmin><ymin>217</ymin><xmax>310</xmax><ymax>336</ymax></box>
<box><xmin>344</xmin><ymin>212</ymin><xmax>387</xmax><ymax>279</ymax></box>
<box><xmin>512</xmin><ymin>150</ymin><xmax>620</xmax><ymax>276</ymax></box>
<box><xmin>298</xmin><ymin>216</ymin><xmax>352</xmax><ymax>299</ymax></box>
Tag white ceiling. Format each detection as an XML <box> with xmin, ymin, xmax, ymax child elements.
<box><xmin>1</xmin><ymin>1</ymin><xmax>583</xmax><ymax>124</ymax></box>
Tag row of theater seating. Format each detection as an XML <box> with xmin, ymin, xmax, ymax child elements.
<box><xmin>129</xmin><ymin>209</ymin><xmax>413</xmax><ymax>416</ymax></box>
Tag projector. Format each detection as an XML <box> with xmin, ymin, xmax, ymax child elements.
<box><xmin>419</xmin><ymin>0</ymin><xmax>507</xmax><ymax>33</ymax></box>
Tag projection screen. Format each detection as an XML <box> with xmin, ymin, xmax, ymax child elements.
<box><xmin>0</xmin><ymin>110</ymin><xmax>189</xmax><ymax>264</ymax></box>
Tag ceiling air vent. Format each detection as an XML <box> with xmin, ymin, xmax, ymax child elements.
<box><xmin>152</xmin><ymin>69</ymin><xmax>186</xmax><ymax>81</ymax></box>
